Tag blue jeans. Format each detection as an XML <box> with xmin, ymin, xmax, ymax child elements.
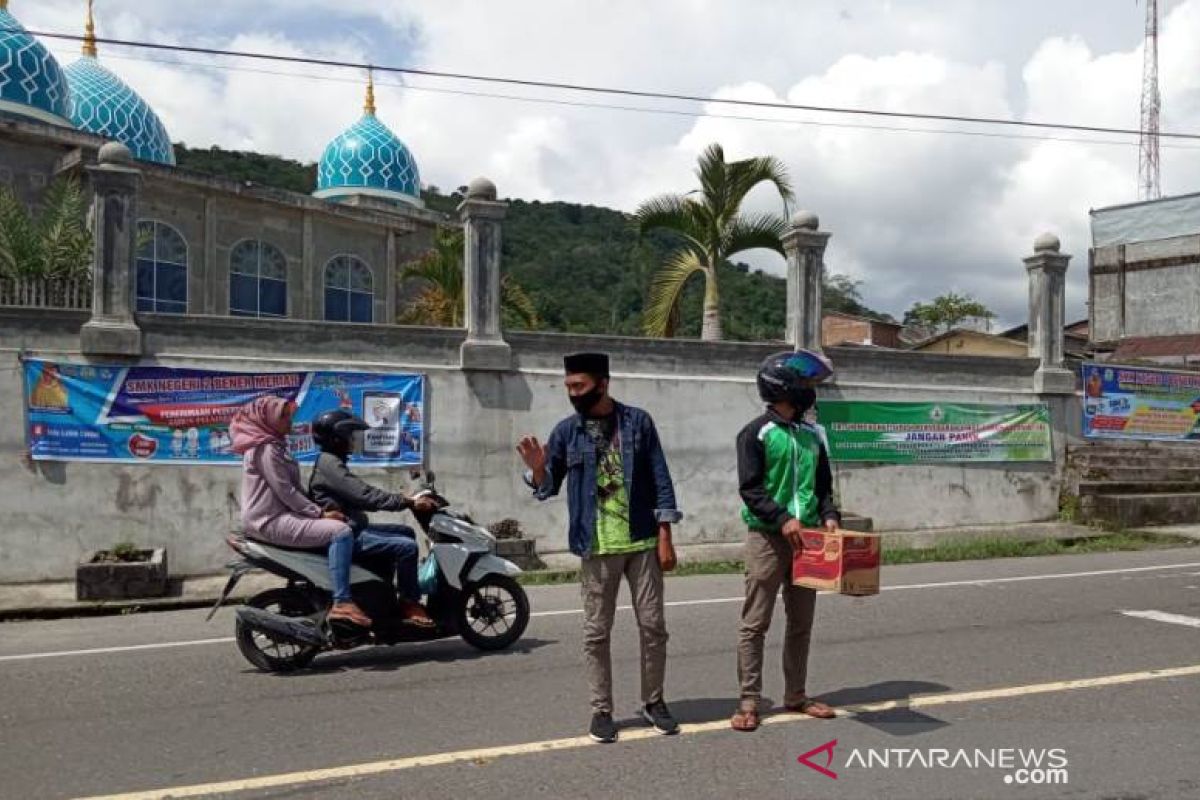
<box><xmin>327</xmin><ymin>532</ymin><xmax>355</xmax><ymax>603</ymax></box>
<box><xmin>355</xmin><ymin>524</ymin><xmax>421</xmax><ymax>602</ymax></box>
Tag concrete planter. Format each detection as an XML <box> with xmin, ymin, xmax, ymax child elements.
<box><xmin>76</xmin><ymin>548</ymin><xmax>169</xmax><ymax>601</ymax></box>
<box><xmin>495</xmin><ymin>538</ymin><xmax>543</xmax><ymax>571</ymax></box>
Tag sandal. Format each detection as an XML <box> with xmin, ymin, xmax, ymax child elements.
<box><xmin>328</xmin><ymin>601</ymin><xmax>372</xmax><ymax>628</ymax></box>
<box><xmin>730</xmin><ymin>707</ymin><xmax>760</xmax><ymax>732</ymax></box>
<box><xmin>784</xmin><ymin>699</ymin><xmax>837</xmax><ymax>719</ymax></box>
<box><xmin>399</xmin><ymin>599</ymin><xmax>436</xmax><ymax>629</ymax></box>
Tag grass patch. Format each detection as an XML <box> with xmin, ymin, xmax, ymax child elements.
<box><xmin>515</xmin><ymin>532</ymin><xmax>1196</xmax><ymax>586</ymax></box>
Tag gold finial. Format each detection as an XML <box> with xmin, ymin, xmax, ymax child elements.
<box><xmin>0</xmin><ymin>1</ymin><xmax>9</xmax><ymax>11</ymax></box>
<box><xmin>364</xmin><ymin>68</ymin><xmax>376</xmax><ymax>116</ymax></box>
<box><xmin>82</xmin><ymin>0</ymin><xmax>98</xmax><ymax>57</ymax></box>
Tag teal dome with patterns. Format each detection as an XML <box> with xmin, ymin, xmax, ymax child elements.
<box><xmin>0</xmin><ymin>3</ymin><xmax>72</xmax><ymax>126</ymax></box>
<box><xmin>62</xmin><ymin>5</ymin><xmax>175</xmax><ymax>165</ymax></box>
<box><xmin>314</xmin><ymin>77</ymin><xmax>421</xmax><ymax>206</ymax></box>
<box><xmin>65</xmin><ymin>56</ymin><xmax>176</xmax><ymax>165</ymax></box>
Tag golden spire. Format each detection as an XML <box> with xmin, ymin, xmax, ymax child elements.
<box><xmin>0</xmin><ymin>1</ymin><xmax>9</xmax><ymax>11</ymax></box>
<box><xmin>82</xmin><ymin>0</ymin><xmax>98</xmax><ymax>57</ymax></box>
<box><xmin>364</xmin><ymin>67</ymin><xmax>376</xmax><ymax>116</ymax></box>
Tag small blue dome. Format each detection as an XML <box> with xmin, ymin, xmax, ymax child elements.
<box><xmin>0</xmin><ymin>7</ymin><xmax>71</xmax><ymax>126</ymax></box>
<box><xmin>315</xmin><ymin>110</ymin><xmax>421</xmax><ymax>207</ymax></box>
<box><xmin>65</xmin><ymin>56</ymin><xmax>175</xmax><ymax>165</ymax></box>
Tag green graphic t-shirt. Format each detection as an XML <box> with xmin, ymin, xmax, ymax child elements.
<box><xmin>586</xmin><ymin>414</ymin><xmax>656</xmax><ymax>556</ymax></box>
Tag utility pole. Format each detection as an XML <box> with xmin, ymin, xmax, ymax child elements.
<box><xmin>1138</xmin><ymin>0</ymin><xmax>1162</xmax><ymax>200</ymax></box>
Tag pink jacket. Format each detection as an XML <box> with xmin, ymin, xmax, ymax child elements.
<box><xmin>240</xmin><ymin>441</ymin><xmax>322</xmax><ymax>535</ymax></box>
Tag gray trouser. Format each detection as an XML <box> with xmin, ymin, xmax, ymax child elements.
<box><xmin>737</xmin><ymin>530</ymin><xmax>818</xmax><ymax>711</ymax></box>
<box><xmin>580</xmin><ymin>547</ymin><xmax>668</xmax><ymax>714</ymax></box>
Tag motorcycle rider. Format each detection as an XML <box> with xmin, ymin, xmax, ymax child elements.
<box><xmin>307</xmin><ymin>409</ymin><xmax>436</xmax><ymax>628</ymax></box>
<box><xmin>230</xmin><ymin>396</ymin><xmax>371</xmax><ymax>628</ymax></box>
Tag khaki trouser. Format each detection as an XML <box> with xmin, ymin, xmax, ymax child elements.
<box><xmin>580</xmin><ymin>547</ymin><xmax>667</xmax><ymax>714</ymax></box>
<box><xmin>737</xmin><ymin>530</ymin><xmax>818</xmax><ymax>712</ymax></box>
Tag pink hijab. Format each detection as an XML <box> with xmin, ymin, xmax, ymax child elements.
<box><xmin>229</xmin><ymin>396</ymin><xmax>294</xmax><ymax>455</ymax></box>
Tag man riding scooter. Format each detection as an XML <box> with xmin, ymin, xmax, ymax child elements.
<box><xmin>307</xmin><ymin>409</ymin><xmax>436</xmax><ymax>628</ymax></box>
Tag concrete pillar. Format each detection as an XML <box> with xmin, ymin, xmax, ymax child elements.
<box><xmin>782</xmin><ymin>210</ymin><xmax>830</xmax><ymax>351</ymax></box>
<box><xmin>1025</xmin><ymin>232</ymin><xmax>1074</xmax><ymax>394</ymax></box>
<box><xmin>458</xmin><ymin>177</ymin><xmax>511</xmax><ymax>370</ymax></box>
<box><xmin>81</xmin><ymin>142</ymin><xmax>142</xmax><ymax>357</ymax></box>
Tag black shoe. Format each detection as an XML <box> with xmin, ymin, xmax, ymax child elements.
<box><xmin>641</xmin><ymin>701</ymin><xmax>679</xmax><ymax>735</ymax></box>
<box><xmin>589</xmin><ymin>711</ymin><xmax>618</xmax><ymax>744</ymax></box>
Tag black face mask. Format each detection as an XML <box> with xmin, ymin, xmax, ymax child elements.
<box><xmin>569</xmin><ymin>386</ymin><xmax>605</xmax><ymax>415</ymax></box>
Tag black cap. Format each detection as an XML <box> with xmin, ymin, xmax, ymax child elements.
<box><xmin>563</xmin><ymin>352</ymin><xmax>610</xmax><ymax>378</ymax></box>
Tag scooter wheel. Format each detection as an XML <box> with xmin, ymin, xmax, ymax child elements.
<box><xmin>235</xmin><ymin>588</ymin><xmax>322</xmax><ymax>672</ymax></box>
<box><xmin>458</xmin><ymin>574</ymin><xmax>530</xmax><ymax>651</ymax></box>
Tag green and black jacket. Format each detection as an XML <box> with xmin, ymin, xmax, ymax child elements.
<box><xmin>736</xmin><ymin>408</ymin><xmax>839</xmax><ymax>532</ymax></box>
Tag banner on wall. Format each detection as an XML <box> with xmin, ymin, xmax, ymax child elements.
<box><xmin>818</xmin><ymin>401</ymin><xmax>1053</xmax><ymax>463</ymax></box>
<box><xmin>22</xmin><ymin>359</ymin><xmax>426</xmax><ymax>466</ymax></box>
<box><xmin>1081</xmin><ymin>362</ymin><xmax>1200</xmax><ymax>441</ymax></box>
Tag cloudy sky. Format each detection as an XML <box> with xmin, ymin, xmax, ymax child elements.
<box><xmin>18</xmin><ymin>0</ymin><xmax>1200</xmax><ymax>326</ymax></box>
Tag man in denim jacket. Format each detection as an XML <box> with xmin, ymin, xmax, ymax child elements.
<box><xmin>517</xmin><ymin>352</ymin><xmax>682</xmax><ymax>744</ymax></box>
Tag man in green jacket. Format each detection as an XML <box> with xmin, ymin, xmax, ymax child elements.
<box><xmin>731</xmin><ymin>351</ymin><xmax>840</xmax><ymax>731</ymax></box>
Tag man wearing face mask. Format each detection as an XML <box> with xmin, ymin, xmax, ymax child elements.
<box><xmin>517</xmin><ymin>352</ymin><xmax>682</xmax><ymax>744</ymax></box>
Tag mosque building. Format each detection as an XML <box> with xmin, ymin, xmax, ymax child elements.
<box><xmin>0</xmin><ymin>0</ymin><xmax>446</xmax><ymax>323</ymax></box>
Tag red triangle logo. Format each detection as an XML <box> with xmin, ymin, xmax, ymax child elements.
<box><xmin>798</xmin><ymin>739</ymin><xmax>839</xmax><ymax>779</ymax></box>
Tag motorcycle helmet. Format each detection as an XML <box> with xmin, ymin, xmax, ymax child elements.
<box><xmin>756</xmin><ymin>349</ymin><xmax>833</xmax><ymax>411</ymax></box>
<box><xmin>312</xmin><ymin>409</ymin><xmax>369</xmax><ymax>453</ymax></box>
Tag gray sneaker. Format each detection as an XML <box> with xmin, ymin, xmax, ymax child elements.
<box><xmin>589</xmin><ymin>711</ymin><xmax>618</xmax><ymax>743</ymax></box>
<box><xmin>641</xmin><ymin>701</ymin><xmax>679</xmax><ymax>735</ymax></box>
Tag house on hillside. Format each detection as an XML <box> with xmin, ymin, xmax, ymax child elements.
<box><xmin>822</xmin><ymin>311</ymin><xmax>904</xmax><ymax>348</ymax></box>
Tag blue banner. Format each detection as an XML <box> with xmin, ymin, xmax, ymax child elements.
<box><xmin>1082</xmin><ymin>361</ymin><xmax>1200</xmax><ymax>441</ymax></box>
<box><xmin>23</xmin><ymin>359</ymin><xmax>426</xmax><ymax>466</ymax></box>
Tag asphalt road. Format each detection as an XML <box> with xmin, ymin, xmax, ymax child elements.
<box><xmin>1</xmin><ymin>548</ymin><xmax>1198</xmax><ymax>800</ymax></box>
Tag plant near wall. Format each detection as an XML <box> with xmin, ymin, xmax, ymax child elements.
<box><xmin>0</xmin><ymin>177</ymin><xmax>92</xmax><ymax>280</ymax></box>
<box><xmin>634</xmin><ymin>142</ymin><xmax>794</xmax><ymax>341</ymax></box>
<box><xmin>398</xmin><ymin>228</ymin><xmax>539</xmax><ymax>329</ymax></box>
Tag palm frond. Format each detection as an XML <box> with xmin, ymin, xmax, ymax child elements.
<box><xmin>722</xmin><ymin>213</ymin><xmax>789</xmax><ymax>259</ymax></box>
<box><xmin>500</xmin><ymin>274</ymin><xmax>540</xmax><ymax>329</ymax></box>
<box><xmin>725</xmin><ymin>155</ymin><xmax>794</xmax><ymax>214</ymax></box>
<box><xmin>642</xmin><ymin>249</ymin><xmax>707</xmax><ymax>338</ymax></box>
<box><xmin>633</xmin><ymin>193</ymin><xmax>706</xmax><ymax>253</ymax></box>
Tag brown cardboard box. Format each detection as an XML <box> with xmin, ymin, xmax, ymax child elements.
<box><xmin>792</xmin><ymin>529</ymin><xmax>881</xmax><ymax>596</ymax></box>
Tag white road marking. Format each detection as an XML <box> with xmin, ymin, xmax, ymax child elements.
<box><xmin>73</xmin><ymin>662</ymin><xmax>1200</xmax><ymax>800</ymax></box>
<box><xmin>3</xmin><ymin>561</ymin><xmax>1198</xmax><ymax>664</ymax></box>
<box><xmin>1120</xmin><ymin>609</ymin><xmax>1200</xmax><ymax>629</ymax></box>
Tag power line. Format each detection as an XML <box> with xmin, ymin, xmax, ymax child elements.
<box><xmin>81</xmin><ymin>47</ymin><xmax>1200</xmax><ymax>152</ymax></box>
<box><xmin>22</xmin><ymin>26</ymin><xmax>1200</xmax><ymax>143</ymax></box>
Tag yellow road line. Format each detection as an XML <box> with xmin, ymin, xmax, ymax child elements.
<box><xmin>76</xmin><ymin>663</ymin><xmax>1200</xmax><ymax>800</ymax></box>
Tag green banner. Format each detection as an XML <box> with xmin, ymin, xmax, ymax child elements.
<box><xmin>819</xmin><ymin>401</ymin><xmax>1053</xmax><ymax>463</ymax></box>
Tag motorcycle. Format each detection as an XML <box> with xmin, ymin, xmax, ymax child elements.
<box><xmin>209</xmin><ymin>472</ymin><xmax>531</xmax><ymax>673</ymax></box>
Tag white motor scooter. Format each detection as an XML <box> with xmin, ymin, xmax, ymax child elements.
<box><xmin>210</xmin><ymin>472</ymin><xmax>530</xmax><ymax>672</ymax></box>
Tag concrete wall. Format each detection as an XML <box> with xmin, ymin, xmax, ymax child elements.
<box><xmin>0</xmin><ymin>309</ymin><xmax>1077</xmax><ymax>582</ymax></box>
<box><xmin>1090</xmin><ymin>234</ymin><xmax>1200</xmax><ymax>344</ymax></box>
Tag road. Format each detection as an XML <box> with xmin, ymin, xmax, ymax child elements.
<box><xmin>1</xmin><ymin>548</ymin><xmax>1198</xmax><ymax>800</ymax></box>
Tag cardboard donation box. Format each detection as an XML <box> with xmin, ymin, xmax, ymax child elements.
<box><xmin>792</xmin><ymin>529</ymin><xmax>881</xmax><ymax>596</ymax></box>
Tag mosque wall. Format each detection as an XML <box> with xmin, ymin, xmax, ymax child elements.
<box><xmin>0</xmin><ymin>309</ymin><xmax>1075</xmax><ymax>583</ymax></box>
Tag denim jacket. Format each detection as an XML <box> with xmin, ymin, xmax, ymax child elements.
<box><xmin>527</xmin><ymin>401</ymin><xmax>682</xmax><ymax>557</ymax></box>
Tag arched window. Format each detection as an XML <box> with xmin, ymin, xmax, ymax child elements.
<box><xmin>323</xmin><ymin>255</ymin><xmax>374</xmax><ymax>323</ymax></box>
<box><xmin>136</xmin><ymin>221</ymin><xmax>187</xmax><ymax>313</ymax></box>
<box><xmin>229</xmin><ymin>239</ymin><xmax>288</xmax><ymax>318</ymax></box>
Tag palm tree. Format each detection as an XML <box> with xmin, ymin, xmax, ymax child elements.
<box><xmin>399</xmin><ymin>228</ymin><xmax>539</xmax><ymax>329</ymax></box>
<box><xmin>0</xmin><ymin>176</ymin><xmax>92</xmax><ymax>280</ymax></box>
<box><xmin>635</xmin><ymin>143</ymin><xmax>794</xmax><ymax>341</ymax></box>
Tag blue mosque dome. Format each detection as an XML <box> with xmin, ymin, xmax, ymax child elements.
<box><xmin>0</xmin><ymin>2</ymin><xmax>72</xmax><ymax>126</ymax></box>
<box><xmin>315</xmin><ymin>76</ymin><xmax>422</xmax><ymax>206</ymax></box>
<box><xmin>63</xmin><ymin>4</ymin><xmax>175</xmax><ymax>165</ymax></box>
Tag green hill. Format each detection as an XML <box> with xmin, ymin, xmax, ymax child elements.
<box><xmin>174</xmin><ymin>144</ymin><xmax>887</xmax><ymax>340</ymax></box>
